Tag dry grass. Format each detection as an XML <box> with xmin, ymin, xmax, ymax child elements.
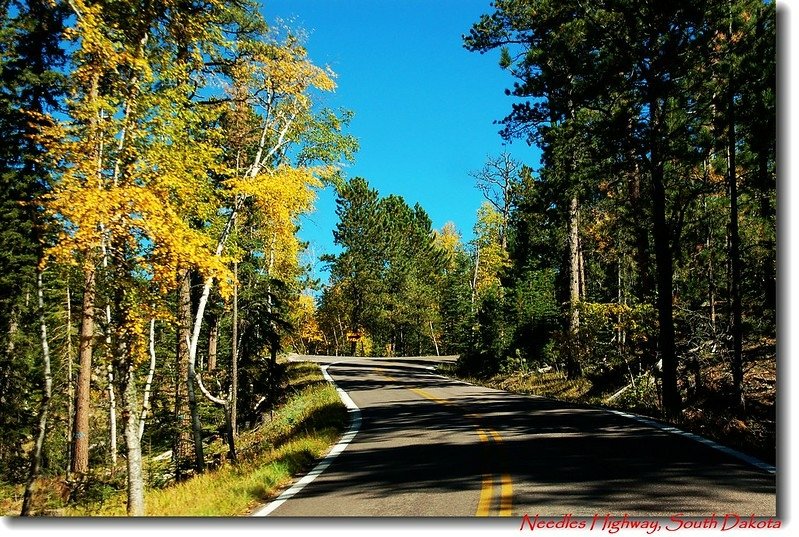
<box><xmin>446</xmin><ymin>366</ymin><xmax>592</xmax><ymax>401</ymax></box>
<box><xmin>66</xmin><ymin>431</ymin><xmax>341</xmax><ymax>516</ymax></box>
<box><xmin>442</xmin><ymin>341</ymin><xmax>776</xmax><ymax>465</ymax></box>
<box><xmin>494</xmin><ymin>371</ymin><xmax>592</xmax><ymax>400</ymax></box>
<box><xmin>6</xmin><ymin>361</ymin><xmax>346</xmax><ymax>517</ymax></box>
<box><xmin>0</xmin><ymin>482</ymin><xmax>24</xmax><ymax>515</ymax></box>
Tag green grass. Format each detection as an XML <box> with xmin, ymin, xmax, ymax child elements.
<box><xmin>60</xmin><ymin>361</ymin><xmax>347</xmax><ymax>516</ymax></box>
<box><xmin>67</xmin><ymin>431</ymin><xmax>341</xmax><ymax>516</ymax></box>
<box><xmin>0</xmin><ymin>481</ymin><xmax>24</xmax><ymax>515</ymax></box>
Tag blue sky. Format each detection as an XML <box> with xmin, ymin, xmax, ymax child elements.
<box><xmin>262</xmin><ymin>0</ymin><xmax>541</xmax><ymax>281</ymax></box>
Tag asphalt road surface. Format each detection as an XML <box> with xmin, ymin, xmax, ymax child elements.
<box><xmin>260</xmin><ymin>355</ymin><xmax>776</xmax><ymax>517</ymax></box>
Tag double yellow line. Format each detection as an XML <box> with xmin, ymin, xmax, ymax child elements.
<box><xmin>475</xmin><ymin>428</ymin><xmax>513</xmax><ymax>517</ymax></box>
<box><xmin>380</xmin><ymin>372</ymin><xmax>513</xmax><ymax>517</ymax></box>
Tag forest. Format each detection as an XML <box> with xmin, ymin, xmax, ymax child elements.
<box><xmin>316</xmin><ymin>0</ymin><xmax>776</xmax><ymax>464</ymax></box>
<box><xmin>0</xmin><ymin>0</ymin><xmax>776</xmax><ymax>517</ymax></box>
<box><xmin>1</xmin><ymin>0</ymin><xmax>357</xmax><ymax>516</ymax></box>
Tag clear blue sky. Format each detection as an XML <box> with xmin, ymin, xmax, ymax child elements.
<box><xmin>262</xmin><ymin>0</ymin><xmax>541</xmax><ymax>281</ymax></box>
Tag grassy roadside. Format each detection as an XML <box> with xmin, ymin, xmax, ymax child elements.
<box><xmin>4</xmin><ymin>361</ymin><xmax>347</xmax><ymax>516</ymax></box>
<box><xmin>438</xmin><ymin>363</ymin><xmax>593</xmax><ymax>402</ymax></box>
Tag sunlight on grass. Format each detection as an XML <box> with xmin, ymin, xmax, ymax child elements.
<box><xmin>495</xmin><ymin>371</ymin><xmax>592</xmax><ymax>400</ymax></box>
<box><xmin>139</xmin><ymin>433</ymin><xmax>337</xmax><ymax>516</ymax></box>
<box><xmin>63</xmin><ymin>362</ymin><xmax>346</xmax><ymax>516</ymax></box>
<box><xmin>444</xmin><ymin>365</ymin><xmax>592</xmax><ymax>402</ymax></box>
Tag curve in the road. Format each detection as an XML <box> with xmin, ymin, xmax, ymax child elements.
<box><xmin>428</xmin><ymin>369</ymin><xmax>777</xmax><ymax>476</ymax></box>
<box><xmin>382</xmin><ymin>371</ymin><xmax>513</xmax><ymax>516</ymax></box>
<box><xmin>252</xmin><ymin>355</ymin><xmax>775</xmax><ymax>517</ymax></box>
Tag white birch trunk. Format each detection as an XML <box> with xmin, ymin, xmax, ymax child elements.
<box><xmin>429</xmin><ymin>320</ymin><xmax>440</xmax><ymax>357</ymax></box>
<box><xmin>120</xmin><ymin>362</ymin><xmax>144</xmax><ymax>515</ymax></box>
<box><xmin>138</xmin><ymin>319</ymin><xmax>157</xmax><ymax>441</ymax></box>
<box><xmin>66</xmin><ymin>286</ymin><xmax>74</xmax><ymax>476</ymax></box>
<box><xmin>21</xmin><ymin>271</ymin><xmax>53</xmax><ymax>516</ymax></box>
<box><xmin>107</xmin><ymin>363</ymin><xmax>117</xmax><ymax>468</ymax></box>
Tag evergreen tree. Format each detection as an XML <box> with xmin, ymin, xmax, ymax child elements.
<box><xmin>0</xmin><ymin>0</ymin><xmax>67</xmax><ymax>482</ymax></box>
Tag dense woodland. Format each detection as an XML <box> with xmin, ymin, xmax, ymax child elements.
<box><xmin>1</xmin><ymin>0</ymin><xmax>356</xmax><ymax>515</ymax></box>
<box><xmin>0</xmin><ymin>0</ymin><xmax>776</xmax><ymax>517</ymax></box>
<box><xmin>317</xmin><ymin>0</ymin><xmax>776</xmax><ymax>451</ymax></box>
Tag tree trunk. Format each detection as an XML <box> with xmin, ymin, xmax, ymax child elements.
<box><xmin>138</xmin><ymin>319</ymin><xmax>157</xmax><ymax>441</ymax></box>
<box><xmin>340</xmin><ymin>315</ymin><xmax>347</xmax><ymax>356</ymax></box>
<box><xmin>102</xmin><ymin>234</ymin><xmax>117</xmax><ymax>468</ymax></box>
<box><xmin>174</xmin><ymin>270</ymin><xmax>202</xmax><ymax>477</ymax></box>
<box><xmin>2</xmin><ymin>312</ymin><xmax>19</xmax><ymax>466</ymax></box>
<box><xmin>71</xmin><ymin>267</ymin><xmax>95</xmax><ymax>475</ymax></box>
<box><xmin>224</xmin><ymin>403</ymin><xmax>237</xmax><ymax>462</ymax></box>
<box><xmin>429</xmin><ymin>320</ymin><xmax>440</xmax><ymax>356</ymax></box>
<box><xmin>21</xmin><ymin>271</ymin><xmax>53</xmax><ymax>516</ymax></box>
<box><xmin>65</xmin><ymin>287</ymin><xmax>74</xmax><ymax>476</ymax></box>
<box><xmin>727</xmin><ymin>76</ymin><xmax>744</xmax><ymax>410</ymax></box>
<box><xmin>106</xmin><ymin>363</ymin><xmax>117</xmax><ymax>469</ymax></box>
<box><xmin>566</xmin><ymin>195</ymin><xmax>583</xmax><ymax>378</ymax></box>
<box><xmin>185</xmin><ymin>278</ymin><xmax>205</xmax><ymax>474</ymax></box>
<box><xmin>231</xmin><ymin>262</ymin><xmax>238</xmax><ymax>436</ymax></box>
<box><xmin>704</xmin><ymin>189</ymin><xmax>717</xmax><ymax>337</ymax></box>
<box><xmin>119</xmin><ymin>360</ymin><xmax>144</xmax><ymax>515</ymax></box>
<box><xmin>471</xmin><ymin>247</ymin><xmax>480</xmax><ymax>306</ymax></box>
<box><xmin>185</xmin><ymin>271</ymin><xmax>236</xmax><ymax>461</ymax></box>
<box><xmin>71</xmin><ymin>69</ymin><xmax>102</xmax><ymax>476</ymax></box>
<box><xmin>207</xmin><ymin>316</ymin><xmax>218</xmax><ymax>371</ymax></box>
<box><xmin>651</xmin><ymin>158</ymin><xmax>680</xmax><ymax>420</ymax></box>
<box><xmin>628</xmin><ymin>163</ymin><xmax>652</xmax><ymax>299</ymax></box>
<box><xmin>578</xmin><ymin>228</ymin><xmax>586</xmax><ymax>300</ymax></box>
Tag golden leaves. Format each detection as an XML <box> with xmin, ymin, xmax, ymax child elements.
<box><xmin>290</xmin><ymin>293</ymin><xmax>324</xmax><ymax>344</ymax></box>
<box><xmin>579</xmin><ymin>301</ymin><xmax>656</xmax><ymax>343</ymax></box>
<box><xmin>473</xmin><ymin>203</ymin><xmax>510</xmax><ymax>296</ymax></box>
<box><xmin>39</xmin><ymin>2</ymin><xmax>349</xmax><ymax>371</ymax></box>
<box><xmin>44</xmin><ymin>180</ymin><xmax>232</xmax><ymax>288</ymax></box>
<box><xmin>433</xmin><ymin>222</ymin><xmax>462</xmax><ymax>272</ymax></box>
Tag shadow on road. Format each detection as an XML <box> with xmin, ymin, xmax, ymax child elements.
<box><xmin>285</xmin><ymin>362</ymin><xmax>775</xmax><ymax>516</ymax></box>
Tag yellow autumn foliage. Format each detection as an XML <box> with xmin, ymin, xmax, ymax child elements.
<box><xmin>433</xmin><ymin>221</ymin><xmax>462</xmax><ymax>273</ymax></box>
<box><xmin>473</xmin><ymin>203</ymin><xmax>509</xmax><ymax>298</ymax></box>
<box><xmin>40</xmin><ymin>0</ymin><xmax>344</xmax><ymax>371</ymax></box>
<box><xmin>290</xmin><ymin>293</ymin><xmax>324</xmax><ymax>346</ymax></box>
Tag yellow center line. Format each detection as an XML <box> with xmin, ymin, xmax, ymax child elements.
<box><xmin>378</xmin><ymin>372</ymin><xmax>512</xmax><ymax>517</ymax></box>
<box><xmin>376</xmin><ymin>369</ymin><xmax>395</xmax><ymax>381</ymax></box>
<box><xmin>487</xmin><ymin>428</ymin><xmax>513</xmax><ymax>516</ymax></box>
<box><xmin>408</xmin><ymin>386</ymin><xmax>450</xmax><ymax>406</ymax></box>
<box><xmin>499</xmin><ymin>473</ymin><xmax>513</xmax><ymax>516</ymax></box>
<box><xmin>476</xmin><ymin>473</ymin><xmax>494</xmax><ymax>517</ymax></box>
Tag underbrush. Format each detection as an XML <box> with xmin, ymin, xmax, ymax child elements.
<box><xmin>443</xmin><ymin>340</ymin><xmax>776</xmax><ymax>465</ymax></box>
<box><xmin>6</xmin><ymin>361</ymin><xmax>347</xmax><ymax>516</ymax></box>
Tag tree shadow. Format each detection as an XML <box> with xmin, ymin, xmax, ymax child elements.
<box><xmin>269</xmin><ymin>362</ymin><xmax>776</xmax><ymax>516</ymax></box>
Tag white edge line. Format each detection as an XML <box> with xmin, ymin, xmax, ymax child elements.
<box><xmin>251</xmin><ymin>362</ymin><xmax>362</xmax><ymax>516</ymax></box>
<box><xmin>606</xmin><ymin>409</ymin><xmax>776</xmax><ymax>475</ymax></box>
<box><xmin>429</xmin><ymin>369</ymin><xmax>776</xmax><ymax>475</ymax></box>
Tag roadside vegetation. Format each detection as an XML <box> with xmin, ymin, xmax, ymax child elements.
<box><xmin>316</xmin><ymin>0</ymin><xmax>775</xmax><ymax>468</ymax></box>
<box><xmin>2</xmin><ymin>361</ymin><xmax>346</xmax><ymax>516</ymax></box>
<box><xmin>1</xmin><ymin>0</ymin><xmax>775</xmax><ymax>517</ymax></box>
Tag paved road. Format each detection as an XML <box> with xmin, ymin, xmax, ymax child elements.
<box><xmin>262</xmin><ymin>355</ymin><xmax>776</xmax><ymax>517</ymax></box>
